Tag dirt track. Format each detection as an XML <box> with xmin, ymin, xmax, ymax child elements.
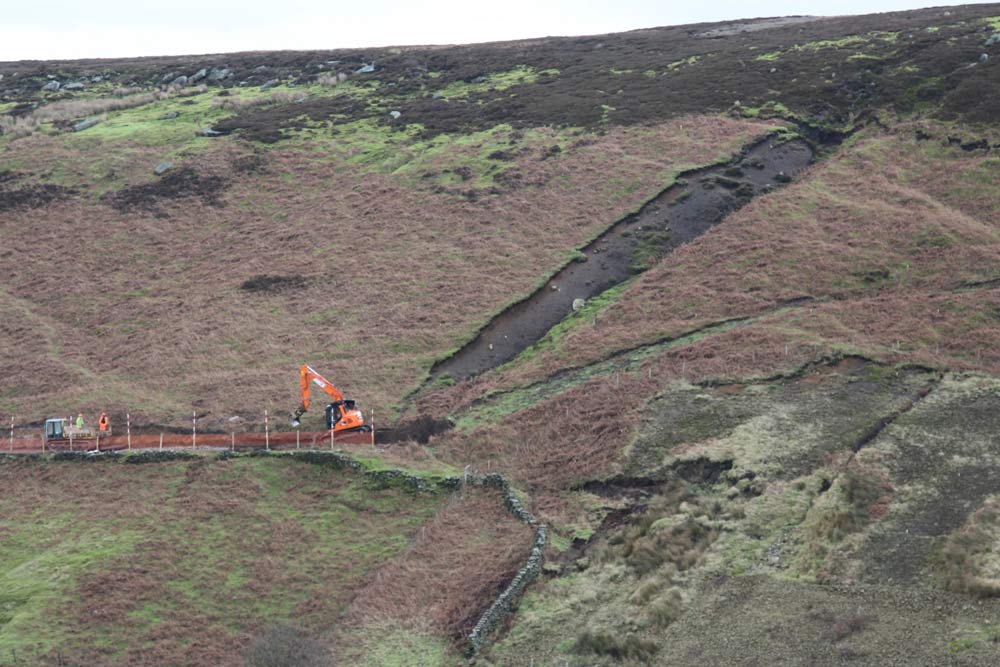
<box><xmin>4</xmin><ymin>429</ymin><xmax>374</xmax><ymax>454</ymax></box>
<box><xmin>431</xmin><ymin>136</ymin><xmax>814</xmax><ymax>381</ymax></box>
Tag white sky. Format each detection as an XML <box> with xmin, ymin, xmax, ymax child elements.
<box><xmin>2</xmin><ymin>1</ymin><xmax>997</xmax><ymax>61</ymax></box>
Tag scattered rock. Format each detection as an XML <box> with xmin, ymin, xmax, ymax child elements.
<box><xmin>91</xmin><ymin>75</ymin><xmax>103</xmax><ymax>83</ymax></box>
<box><xmin>190</xmin><ymin>68</ymin><xmax>208</xmax><ymax>83</ymax></box>
<box><xmin>572</xmin><ymin>298</ymin><xmax>586</xmax><ymax>311</ymax></box>
<box><xmin>198</xmin><ymin>127</ymin><xmax>226</xmax><ymax>137</ymax></box>
<box><xmin>389</xmin><ymin>110</ymin><xmax>401</xmax><ymax>119</ymax></box>
<box><xmin>62</xmin><ymin>82</ymin><xmax>85</xmax><ymax>91</ymax></box>
<box><xmin>980</xmin><ymin>53</ymin><xmax>990</xmax><ymax>63</ymax></box>
<box><xmin>73</xmin><ymin>117</ymin><xmax>101</xmax><ymax>132</ymax></box>
<box><xmin>159</xmin><ymin>71</ymin><xmax>179</xmax><ymax>84</ymax></box>
<box><xmin>208</xmin><ymin>67</ymin><xmax>231</xmax><ymax>81</ymax></box>
<box><xmin>355</xmin><ymin>62</ymin><xmax>376</xmax><ymax>74</ymax></box>
<box><xmin>774</xmin><ymin>171</ymin><xmax>793</xmax><ymax>183</ymax></box>
<box><xmin>154</xmin><ymin>161</ymin><xmax>173</xmax><ymax>176</ymax></box>
<box><xmin>261</xmin><ymin>79</ymin><xmax>280</xmax><ymax>90</ymax></box>
<box><xmin>41</xmin><ymin>80</ymin><xmax>60</xmax><ymax>92</ymax></box>
<box><xmin>986</xmin><ymin>34</ymin><xmax>1000</xmax><ymax>47</ymax></box>
<box><xmin>158</xmin><ymin>112</ymin><xmax>179</xmax><ymax>120</ymax></box>
<box><xmin>171</xmin><ymin>75</ymin><xmax>188</xmax><ymax>86</ymax></box>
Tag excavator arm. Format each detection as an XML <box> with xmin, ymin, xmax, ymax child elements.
<box><xmin>291</xmin><ymin>364</ymin><xmax>365</xmax><ymax>433</ymax></box>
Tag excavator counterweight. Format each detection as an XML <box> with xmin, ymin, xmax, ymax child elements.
<box><xmin>291</xmin><ymin>364</ymin><xmax>368</xmax><ymax>434</ymax></box>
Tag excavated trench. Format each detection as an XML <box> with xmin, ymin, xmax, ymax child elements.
<box><xmin>430</xmin><ymin>136</ymin><xmax>815</xmax><ymax>382</ymax></box>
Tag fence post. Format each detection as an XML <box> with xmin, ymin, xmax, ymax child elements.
<box><xmin>8</xmin><ymin>415</ymin><xmax>12</xmax><ymax>453</ymax></box>
<box><xmin>371</xmin><ymin>408</ymin><xmax>375</xmax><ymax>448</ymax></box>
<box><xmin>159</xmin><ymin>433</ymin><xmax>163</xmax><ymax>450</ymax></box>
<box><xmin>330</xmin><ymin>425</ymin><xmax>335</xmax><ymax>451</ymax></box>
<box><xmin>126</xmin><ymin>413</ymin><xmax>132</xmax><ymax>451</ymax></box>
<box><xmin>265</xmin><ymin>410</ymin><xmax>270</xmax><ymax>452</ymax></box>
<box><xmin>69</xmin><ymin>431</ymin><xmax>73</xmax><ymax>452</ymax></box>
<box><xmin>192</xmin><ymin>411</ymin><xmax>197</xmax><ymax>449</ymax></box>
<box><xmin>231</xmin><ymin>431</ymin><xmax>235</xmax><ymax>452</ymax></box>
<box><xmin>296</xmin><ymin>428</ymin><xmax>300</xmax><ymax>450</ymax></box>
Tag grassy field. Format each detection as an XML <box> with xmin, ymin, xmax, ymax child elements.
<box><xmin>0</xmin><ymin>455</ymin><xmax>530</xmax><ymax>666</ymax></box>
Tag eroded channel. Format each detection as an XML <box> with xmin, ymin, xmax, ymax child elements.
<box><xmin>431</xmin><ymin>136</ymin><xmax>815</xmax><ymax>382</ymax></box>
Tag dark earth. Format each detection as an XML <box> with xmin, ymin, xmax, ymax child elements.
<box><xmin>431</xmin><ymin>137</ymin><xmax>814</xmax><ymax>381</ymax></box>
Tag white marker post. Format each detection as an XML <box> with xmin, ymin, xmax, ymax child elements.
<box><xmin>231</xmin><ymin>431</ymin><xmax>235</xmax><ymax>452</ymax></box>
<box><xmin>264</xmin><ymin>410</ymin><xmax>270</xmax><ymax>452</ymax></box>
<box><xmin>192</xmin><ymin>411</ymin><xmax>197</xmax><ymax>449</ymax></box>
<box><xmin>126</xmin><ymin>413</ymin><xmax>132</xmax><ymax>451</ymax></box>
<box><xmin>159</xmin><ymin>433</ymin><xmax>164</xmax><ymax>451</ymax></box>
<box><xmin>296</xmin><ymin>428</ymin><xmax>300</xmax><ymax>450</ymax></box>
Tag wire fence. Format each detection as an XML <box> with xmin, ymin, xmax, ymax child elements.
<box><xmin>2</xmin><ymin>411</ymin><xmax>376</xmax><ymax>455</ymax></box>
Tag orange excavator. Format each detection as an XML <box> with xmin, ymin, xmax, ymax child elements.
<box><xmin>291</xmin><ymin>364</ymin><xmax>369</xmax><ymax>433</ymax></box>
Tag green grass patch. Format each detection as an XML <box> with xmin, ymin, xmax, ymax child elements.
<box><xmin>434</xmin><ymin>65</ymin><xmax>558</xmax><ymax>100</ymax></box>
<box><xmin>0</xmin><ymin>458</ymin><xmax>445</xmax><ymax>662</ymax></box>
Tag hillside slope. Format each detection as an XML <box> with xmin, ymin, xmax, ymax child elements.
<box><xmin>4</xmin><ymin>4</ymin><xmax>1000</xmax><ymax>666</ymax></box>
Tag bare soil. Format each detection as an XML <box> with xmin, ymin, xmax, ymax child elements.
<box><xmin>0</xmin><ymin>169</ymin><xmax>75</xmax><ymax>212</ymax></box>
<box><xmin>101</xmin><ymin>167</ymin><xmax>227</xmax><ymax>217</ymax></box>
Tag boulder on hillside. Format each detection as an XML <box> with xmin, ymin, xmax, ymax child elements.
<box><xmin>190</xmin><ymin>68</ymin><xmax>208</xmax><ymax>83</ymax></box>
<box><xmin>63</xmin><ymin>82</ymin><xmax>85</xmax><ymax>91</ymax></box>
<box><xmin>208</xmin><ymin>67</ymin><xmax>231</xmax><ymax>81</ymax></box>
<box><xmin>154</xmin><ymin>161</ymin><xmax>173</xmax><ymax>176</ymax></box>
<box><xmin>73</xmin><ymin>117</ymin><xmax>101</xmax><ymax>132</ymax></box>
<box><xmin>355</xmin><ymin>62</ymin><xmax>376</xmax><ymax>74</ymax></box>
<box><xmin>41</xmin><ymin>80</ymin><xmax>60</xmax><ymax>92</ymax></box>
<box><xmin>985</xmin><ymin>33</ymin><xmax>1000</xmax><ymax>47</ymax></box>
<box><xmin>171</xmin><ymin>75</ymin><xmax>188</xmax><ymax>86</ymax></box>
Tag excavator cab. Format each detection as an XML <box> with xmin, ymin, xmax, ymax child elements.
<box><xmin>44</xmin><ymin>418</ymin><xmax>67</xmax><ymax>441</ymax></box>
<box><xmin>324</xmin><ymin>400</ymin><xmax>365</xmax><ymax>432</ymax></box>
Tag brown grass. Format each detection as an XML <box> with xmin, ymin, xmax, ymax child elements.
<box><xmin>0</xmin><ymin>114</ymin><xmax>769</xmax><ymax>429</ymax></box>
<box><xmin>339</xmin><ymin>486</ymin><xmax>533</xmax><ymax>640</ymax></box>
<box><xmin>475</xmin><ymin>122</ymin><xmax>1000</xmax><ymax>393</ymax></box>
